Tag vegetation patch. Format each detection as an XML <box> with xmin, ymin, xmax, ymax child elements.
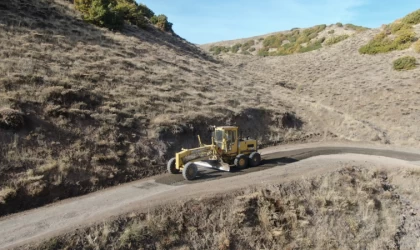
<box><xmin>74</xmin><ymin>0</ymin><xmax>173</xmax><ymax>32</ymax></box>
<box><xmin>393</xmin><ymin>56</ymin><xmax>417</xmax><ymax>71</ymax></box>
<box><xmin>360</xmin><ymin>9</ymin><xmax>420</xmax><ymax>54</ymax></box>
<box><xmin>325</xmin><ymin>35</ymin><xmax>350</xmax><ymax>46</ymax></box>
<box><xmin>344</xmin><ymin>24</ymin><xmax>369</xmax><ymax>32</ymax></box>
<box><xmin>209</xmin><ymin>40</ymin><xmax>257</xmax><ymax>55</ymax></box>
<box><xmin>209</xmin><ymin>45</ymin><xmax>230</xmax><ymax>55</ymax></box>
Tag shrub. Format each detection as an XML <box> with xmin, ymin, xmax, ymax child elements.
<box><xmin>388</xmin><ymin>22</ymin><xmax>412</xmax><ymax>34</ymax></box>
<box><xmin>137</xmin><ymin>3</ymin><xmax>154</xmax><ymax>19</ymax></box>
<box><xmin>401</xmin><ymin>9</ymin><xmax>420</xmax><ymax>25</ymax></box>
<box><xmin>345</xmin><ymin>24</ymin><xmax>368</xmax><ymax>32</ymax></box>
<box><xmin>209</xmin><ymin>46</ymin><xmax>230</xmax><ymax>55</ymax></box>
<box><xmin>231</xmin><ymin>43</ymin><xmax>242</xmax><ymax>53</ymax></box>
<box><xmin>393</xmin><ymin>56</ymin><xmax>417</xmax><ymax>71</ymax></box>
<box><xmin>242</xmin><ymin>40</ymin><xmax>255</xmax><ymax>51</ymax></box>
<box><xmin>75</xmin><ymin>0</ymin><xmax>125</xmax><ymax>30</ymax></box>
<box><xmin>359</xmin><ymin>28</ymin><xmax>415</xmax><ymax>54</ymax></box>
<box><xmin>261</xmin><ymin>24</ymin><xmax>328</xmax><ymax>56</ymax></box>
<box><xmin>257</xmin><ymin>48</ymin><xmax>269</xmax><ymax>56</ymax></box>
<box><xmin>114</xmin><ymin>0</ymin><xmax>147</xmax><ymax>28</ymax></box>
<box><xmin>298</xmin><ymin>38</ymin><xmax>324</xmax><ymax>53</ymax></box>
<box><xmin>336</xmin><ymin>22</ymin><xmax>343</xmax><ymax>27</ymax></box>
<box><xmin>74</xmin><ymin>0</ymin><xmax>172</xmax><ymax>32</ymax></box>
<box><xmin>150</xmin><ymin>14</ymin><xmax>173</xmax><ymax>32</ymax></box>
<box><xmin>325</xmin><ymin>35</ymin><xmax>349</xmax><ymax>45</ymax></box>
<box><xmin>328</xmin><ymin>30</ymin><xmax>335</xmax><ymax>34</ymax></box>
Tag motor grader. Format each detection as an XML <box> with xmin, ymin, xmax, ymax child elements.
<box><xmin>167</xmin><ymin>126</ymin><xmax>262</xmax><ymax>180</ymax></box>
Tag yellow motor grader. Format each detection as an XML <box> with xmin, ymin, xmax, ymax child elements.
<box><xmin>167</xmin><ymin>126</ymin><xmax>262</xmax><ymax>180</ymax></box>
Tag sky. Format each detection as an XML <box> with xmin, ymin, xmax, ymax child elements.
<box><xmin>139</xmin><ymin>0</ymin><xmax>419</xmax><ymax>45</ymax></box>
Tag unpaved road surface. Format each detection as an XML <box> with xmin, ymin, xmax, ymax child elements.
<box><xmin>1</xmin><ymin>142</ymin><xmax>420</xmax><ymax>250</ymax></box>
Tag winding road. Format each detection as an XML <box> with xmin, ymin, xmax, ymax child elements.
<box><xmin>1</xmin><ymin>142</ymin><xmax>420</xmax><ymax>249</ymax></box>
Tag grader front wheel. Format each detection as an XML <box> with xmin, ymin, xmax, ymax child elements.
<box><xmin>234</xmin><ymin>154</ymin><xmax>249</xmax><ymax>169</ymax></box>
<box><xmin>167</xmin><ymin>158</ymin><xmax>179</xmax><ymax>174</ymax></box>
<box><xmin>183</xmin><ymin>162</ymin><xmax>198</xmax><ymax>180</ymax></box>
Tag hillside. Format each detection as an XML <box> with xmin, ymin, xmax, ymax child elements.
<box><xmin>1</xmin><ymin>0</ymin><xmax>420</xmax><ymax>219</ymax></box>
<box><xmin>0</xmin><ymin>0</ymin><xmax>317</xmax><ymax>215</ymax></box>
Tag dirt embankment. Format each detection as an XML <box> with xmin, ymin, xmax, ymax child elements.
<box><xmin>29</xmin><ymin>163</ymin><xmax>419</xmax><ymax>250</ymax></box>
<box><xmin>2</xmin><ymin>146</ymin><xmax>420</xmax><ymax>250</ymax></box>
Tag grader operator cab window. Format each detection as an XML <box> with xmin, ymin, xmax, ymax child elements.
<box><xmin>215</xmin><ymin>130</ymin><xmax>223</xmax><ymax>142</ymax></box>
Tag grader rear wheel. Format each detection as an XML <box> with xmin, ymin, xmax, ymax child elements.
<box><xmin>183</xmin><ymin>162</ymin><xmax>198</xmax><ymax>180</ymax></box>
<box><xmin>249</xmin><ymin>152</ymin><xmax>262</xmax><ymax>167</ymax></box>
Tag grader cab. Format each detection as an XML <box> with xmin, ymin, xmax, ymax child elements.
<box><xmin>167</xmin><ymin>126</ymin><xmax>262</xmax><ymax>180</ymax></box>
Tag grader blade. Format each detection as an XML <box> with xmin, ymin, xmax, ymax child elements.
<box><xmin>194</xmin><ymin>160</ymin><xmax>231</xmax><ymax>172</ymax></box>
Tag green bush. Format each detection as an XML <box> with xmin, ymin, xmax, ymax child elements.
<box><xmin>393</xmin><ymin>56</ymin><xmax>417</xmax><ymax>71</ymax></box>
<box><xmin>138</xmin><ymin>3</ymin><xmax>154</xmax><ymax>18</ymax></box>
<box><xmin>401</xmin><ymin>9</ymin><xmax>420</xmax><ymax>25</ymax></box>
<box><xmin>230</xmin><ymin>43</ymin><xmax>242</xmax><ymax>53</ymax></box>
<box><xmin>242</xmin><ymin>40</ymin><xmax>255</xmax><ymax>51</ymax></box>
<box><xmin>360</xmin><ymin>9</ymin><xmax>420</xmax><ymax>54</ymax></box>
<box><xmin>298</xmin><ymin>38</ymin><xmax>324</xmax><ymax>53</ymax></box>
<box><xmin>151</xmin><ymin>14</ymin><xmax>173</xmax><ymax>32</ymax></box>
<box><xmin>257</xmin><ymin>48</ymin><xmax>269</xmax><ymax>56</ymax></box>
<box><xmin>210</xmin><ymin>46</ymin><xmax>230</xmax><ymax>55</ymax></box>
<box><xmin>359</xmin><ymin>27</ymin><xmax>415</xmax><ymax>54</ymax></box>
<box><xmin>328</xmin><ymin>30</ymin><xmax>335</xmax><ymax>34</ymax></box>
<box><xmin>325</xmin><ymin>35</ymin><xmax>349</xmax><ymax>46</ymax></box>
<box><xmin>74</xmin><ymin>0</ymin><xmax>170</xmax><ymax>32</ymax></box>
<box><xmin>336</xmin><ymin>22</ymin><xmax>343</xmax><ymax>27</ymax></box>
<box><xmin>75</xmin><ymin>0</ymin><xmax>124</xmax><ymax>29</ymax></box>
<box><xmin>260</xmin><ymin>25</ymin><xmax>328</xmax><ymax>56</ymax></box>
<box><xmin>345</xmin><ymin>24</ymin><xmax>368</xmax><ymax>32</ymax></box>
<box><xmin>114</xmin><ymin>0</ymin><xmax>147</xmax><ymax>27</ymax></box>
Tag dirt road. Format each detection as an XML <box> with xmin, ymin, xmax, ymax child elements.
<box><xmin>1</xmin><ymin>142</ymin><xmax>420</xmax><ymax>250</ymax></box>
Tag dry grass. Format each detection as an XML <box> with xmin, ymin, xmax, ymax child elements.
<box><xmin>0</xmin><ymin>0</ymin><xmax>311</xmax><ymax>215</ymax></box>
<box><xmin>0</xmin><ymin>187</ymin><xmax>16</xmax><ymax>204</ymax></box>
<box><xmin>414</xmin><ymin>39</ymin><xmax>420</xmax><ymax>53</ymax></box>
<box><xmin>33</xmin><ymin>166</ymin><xmax>402</xmax><ymax>250</ymax></box>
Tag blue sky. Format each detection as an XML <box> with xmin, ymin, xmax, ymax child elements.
<box><xmin>139</xmin><ymin>0</ymin><xmax>419</xmax><ymax>45</ymax></box>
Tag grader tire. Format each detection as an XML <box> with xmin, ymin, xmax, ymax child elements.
<box><xmin>183</xmin><ymin>162</ymin><xmax>198</xmax><ymax>180</ymax></box>
<box><xmin>167</xmin><ymin>158</ymin><xmax>179</xmax><ymax>174</ymax></box>
<box><xmin>249</xmin><ymin>152</ymin><xmax>262</xmax><ymax>167</ymax></box>
<box><xmin>234</xmin><ymin>154</ymin><xmax>249</xmax><ymax>169</ymax></box>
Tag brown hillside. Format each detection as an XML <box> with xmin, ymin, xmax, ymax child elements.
<box><xmin>0</xmin><ymin>0</ymin><xmax>313</xmax><ymax>215</ymax></box>
<box><xmin>1</xmin><ymin>0</ymin><xmax>419</xmax><ymax>217</ymax></box>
